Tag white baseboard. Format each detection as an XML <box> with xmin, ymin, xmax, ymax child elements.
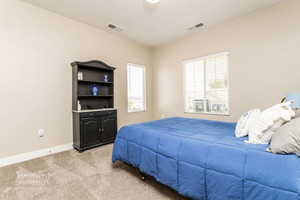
<box><xmin>0</xmin><ymin>143</ymin><xmax>73</xmax><ymax>168</ymax></box>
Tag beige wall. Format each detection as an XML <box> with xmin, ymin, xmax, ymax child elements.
<box><xmin>1</xmin><ymin>0</ymin><xmax>299</xmax><ymax>159</ymax></box>
<box><xmin>0</xmin><ymin>0</ymin><xmax>153</xmax><ymax>158</ymax></box>
<box><xmin>152</xmin><ymin>0</ymin><xmax>300</xmax><ymax>122</ymax></box>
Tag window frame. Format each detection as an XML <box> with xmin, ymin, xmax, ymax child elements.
<box><xmin>182</xmin><ymin>52</ymin><xmax>230</xmax><ymax>116</ymax></box>
<box><xmin>127</xmin><ymin>63</ymin><xmax>147</xmax><ymax>113</ymax></box>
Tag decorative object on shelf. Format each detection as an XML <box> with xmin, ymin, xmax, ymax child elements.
<box><xmin>104</xmin><ymin>75</ymin><xmax>109</xmax><ymax>82</ymax></box>
<box><xmin>78</xmin><ymin>71</ymin><xmax>83</xmax><ymax>80</ymax></box>
<box><xmin>91</xmin><ymin>84</ymin><xmax>99</xmax><ymax>96</ymax></box>
<box><xmin>78</xmin><ymin>100</ymin><xmax>81</xmax><ymax>111</ymax></box>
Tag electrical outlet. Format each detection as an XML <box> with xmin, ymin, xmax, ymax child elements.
<box><xmin>37</xmin><ymin>129</ymin><xmax>45</xmax><ymax>138</ymax></box>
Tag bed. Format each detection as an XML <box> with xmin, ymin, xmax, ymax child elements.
<box><xmin>112</xmin><ymin>117</ymin><xmax>300</xmax><ymax>200</ymax></box>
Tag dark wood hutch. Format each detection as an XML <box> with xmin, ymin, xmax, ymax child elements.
<box><xmin>71</xmin><ymin>60</ymin><xmax>117</xmax><ymax>152</ymax></box>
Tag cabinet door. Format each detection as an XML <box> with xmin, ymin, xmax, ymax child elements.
<box><xmin>82</xmin><ymin>118</ymin><xmax>101</xmax><ymax>147</ymax></box>
<box><xmin>101</xmin><ymin>117</ymin><xmax>117</xmax><ymax>142</ymax></box>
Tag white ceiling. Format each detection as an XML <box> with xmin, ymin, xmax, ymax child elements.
<box><xmin>22</xmin><ymin>0</ymin><xmax>282</xmax><ymax>46</ymax></box>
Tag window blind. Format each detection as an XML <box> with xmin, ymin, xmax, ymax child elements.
<box><xmin>183</xmin><ymin>53</ymin><xmax>229</xmax><ymax>114</ymax></box>
<box><xmin>127</xmin><ymin>64</ymin><xmax>146</xmax><ymax>112</ymax></box>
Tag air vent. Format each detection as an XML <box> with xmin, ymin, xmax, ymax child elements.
<box><xmin>145</xmin><ymin>0</ymin><xmax>160</xmax><ymax>4</ymax></box>
<box><xmin>188</xmin><ymin>23</ymin><xmax>204</xmax><ymax>30</ymax></box>
<box><xmin>108</xmin><ymin>24</ymin><xmax>123</xmax><ymax>32</ymax></box>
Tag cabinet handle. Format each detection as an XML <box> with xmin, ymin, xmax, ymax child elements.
<box><xmin>99</xmin><ymin>128</ymin><xmax>104</xmax><ymax>132</ymax></box>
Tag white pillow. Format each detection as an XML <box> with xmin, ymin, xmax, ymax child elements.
<box><xmin>246</xmin><ymin>102</ymin><xmax>295</xmax><ymax>144</ymax></box>
<box><xmin>235</xmin><ymin>109</ymin><xmax>261</xmax><ymax>138</ymax></box>
<box><xmin>246</xmin><ymin>119</ymin><xmax>283</xmax><ymax>144</ymax></box>
<box><xmin>261</xmin><ymin>120</ymin><xmax>285</xmax><ymax>144</ymax></box>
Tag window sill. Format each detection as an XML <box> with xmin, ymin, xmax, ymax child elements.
<box><xmin>128</xmin><ymin>110</ymin><xmax>146</xmax><ymax>113</ymax></box>
<box><xmin>184</xmin><ymin>111</ymin><xmax>230</xmax><ymax>116</ymax></box>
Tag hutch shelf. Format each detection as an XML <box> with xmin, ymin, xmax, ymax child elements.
<box><xmin>71</xmin><ymin>60</ymin><xmax>117</xmax><ymax>152</ymax></box>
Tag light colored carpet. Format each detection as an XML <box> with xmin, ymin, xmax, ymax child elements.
<box><xmin>0</xmin><ymin>144</ymin><xmax>186</xmax><ymax>200</ymax></box>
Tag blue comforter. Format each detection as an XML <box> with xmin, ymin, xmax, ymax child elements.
<box><xmin>112</xmin><ymin>117</ymin><xmax>300</xmax><ymax>200</ymax></box>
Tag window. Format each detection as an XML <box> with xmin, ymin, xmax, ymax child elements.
<box><xmin>127</xmin><ymin>64</ymin><xmax>146</xmax><ymax>112</ymax></box>
<box><xmin>183</xmin><ymin>52</ymin><xmax>229</xmax><ymax>115</ymax></box>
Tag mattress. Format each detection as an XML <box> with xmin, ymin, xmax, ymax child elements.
<box><xmin>112</xmin><ymin>117</ymin><xmax>300</xmax><ymax>200</ymax></box>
